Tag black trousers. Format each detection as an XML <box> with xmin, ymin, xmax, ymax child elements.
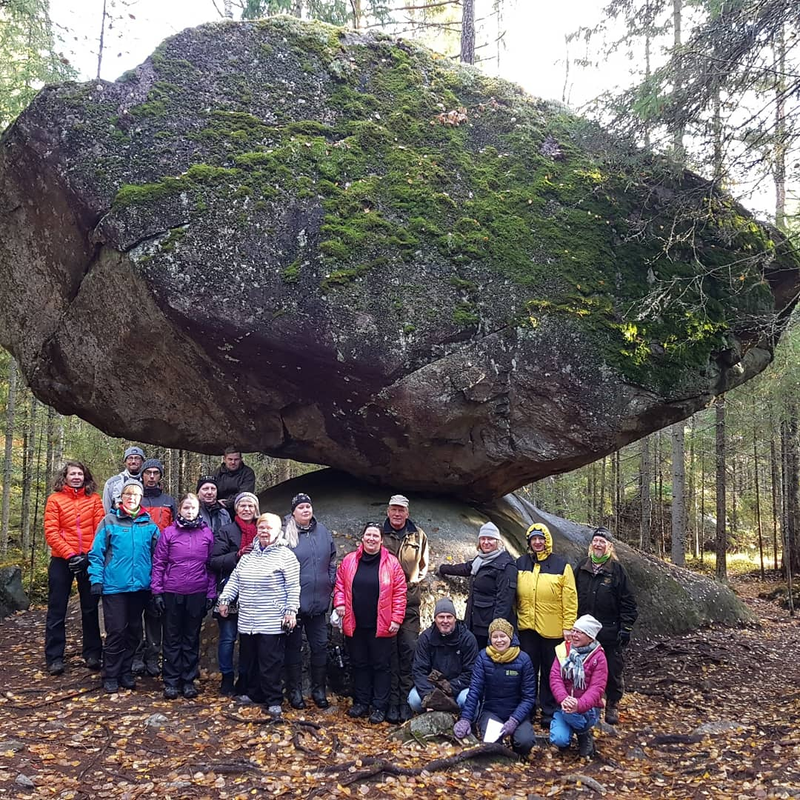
<box><xmin>102</xmin><ymin>591</ymin><xmax>148</xmax><ymax>679</ymax></box>
<box><xmin>388</xmin><ymin>604</ymin><xmax>419</xmax><ymax>706</ymax></box>
<box><xmin>347</xmin><ymin>628</ymin><xmax>393</xmax><ymax>711</ymax></box>
<box><xmin>241</xmin><ymin>633</ymin><xmax>285</xmax><ymax>706</ymax></box>
<box><xmin>45</xmin><ymin>557</ymin><xmax>102</xmax><ymax>665</ymax></box>
<box><xmin>519</xmin><ymin>629</ymin><xmax>559</xmax><ymax>718</ymax></box>
<box><xmin>478</xmin><ymin>710</ymin><xmax>535</xmax><ymax>756</ymax></box>
<box><xmin>162</xmin><ymin>592</ymin><xmax>205</xmax><ymax>687</ymax></box>
<box><xmin>134</xmin><ymin>597</ymin><xmax>163</xmax><ymax>665</ymax></box>
<box><xmin>599</xmin><ymin>634</ymin><xmax>625</xmax><ymax>702</ymax></box>
<box><xmin>284</xmin><ymin>612</ymin><xmax>328</xmax><ymax>669</ymax></box>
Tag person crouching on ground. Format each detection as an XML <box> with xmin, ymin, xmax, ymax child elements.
<box><xmin>549</xmin><ymin>614</ymin><xmax>608</xmax><ymax>757</ymax></box>
<box><xmin>150</xmin><ymin>492</ymin><xmax>216</xmax><ymax>700</ymax></box>
<box><xmin>409</xmin><ymin>597</ymin><xmax>479</xmax><ymax>714</ymax></box>
<box><xmin>217</xmin><ymin>513</ymin><xmax>300</xmax><ymax>718</ymax></box>
<box><xmin>453</xmin><ymin>618</ymin><xmax>536</xmax><ymax>756</ymax></box>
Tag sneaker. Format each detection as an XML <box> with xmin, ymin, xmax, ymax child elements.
<box><xmin>48</xmin><ymin>660</ymin><xmax>65</xmax><ymax>676</ymax></box>
<box><xmin>103</xmin><ymin>679</ymin><xmax>119</xmax><ymax>694</ymax></box>
<box><xmin>369</xmin><ymin>708</ymin><xmax>386</xmax><ymax>724</ymax></box>
<box><xmin>119</xmin><ymin>673</ymin><xmax>136</xmax><ymax>690</ymax></box>
<box><xmin>347</xmin><ymin>703</ymin><xmax>369</xmax><ymax>718</ymax></box>
<box><xmin>267</xmin><ymin>705</ymin><xmax>283</xmax><ymax>717</ymax></box>
<box><xmin>131</xmin><ymin>657</ymin><xmax>145</xmax><ymax>676</ymax></box>
<box><xmin>182</xmin><ymin>682</ymin><xmax>199</xmax><ymax>699</ymax></box>
<box><xmin>163</xmin><ymin>685</ymin><xmax>179</xmax><ymax>700</ymax></box>
<box><xmin>84</xmin><ymin>656</ymin><xmax>101</xmax><ymax>671</ymax></box>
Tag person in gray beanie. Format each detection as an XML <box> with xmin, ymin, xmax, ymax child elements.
<box><xmin>438</xmin><ymin>521</ymin><xmax>517</xmax><ymax>649</ymax></box>
<box><xmin>102</xmin><ymin>446</ymin><xmax>146</xmax><ymax>512</ymax></box>
<box><xmin>408</xmin><ymin>597</ymin><xmax>479</xmax><ymax>714</ymax></box>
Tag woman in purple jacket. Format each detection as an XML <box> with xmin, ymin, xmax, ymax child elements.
<box><xmin>151</xmin><ymin>493</ymin><xmax>216</xmax><ymax>699</ymax></box>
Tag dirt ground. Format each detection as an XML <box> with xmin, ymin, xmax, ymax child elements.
<box><xmin>0</xmin><ymin>576</ymin><xmax>798</xmax><ymax>799</ymax></box>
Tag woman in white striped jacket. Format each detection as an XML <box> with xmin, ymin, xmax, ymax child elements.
<box><xmin>218</xmin><ymin>512</ymin><xmax>300</xmax><ymax>716</ymax></box>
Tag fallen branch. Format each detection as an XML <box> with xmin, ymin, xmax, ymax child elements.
<box><xmin>562</xmin><ymin>773</ymin><xmax>606</xmax><ymax>794</ymax></box>
<box><xmin>78</xmin><ymin>723</ymin><xmax>112</xmax><ymax>780</ymax></box>
<box><xmin>4</xmin><ymin>685</ymin><xmax>101</xmax><ymax>709</ymax></box>
<box><xmin>202</xmin><ymin>760</ymin><xmax>263</xmax><ymax>774</ymax></box>
<box><xmin>309</xmin><ymin>742</ymin><xmax>517</xmax><ymax>796</ymax></box>
<box><xmin>650</xmin><ymin>734</ymin><xmax>704</xmax><ymax>745</ymax></box>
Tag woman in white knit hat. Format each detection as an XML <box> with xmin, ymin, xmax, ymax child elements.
<box><xmin>549</xmin><ymin>614</ymin><xmax>608</xmax><ymax>757</ymax></box>
<box><xmin>438</xmin><ymin>521</ymin><xmax>517</xmax><ymax>649</ymax></box>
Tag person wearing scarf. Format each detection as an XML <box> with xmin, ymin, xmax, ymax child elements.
<box><xmin>549</xmin><ymin>614</ymin><xmax>608</xmax><ymax>757</ymax></box>
<box><xmin>438</xmin><ymin>522</ymin><xmax>517</xmax><ymax>649</ymax></box>
<box><xmin>515</xmin><ymin>522</ymin><xmax>578</xmax><ymax>728</ymax></box>
<box><xmin>453</xmin><ymin>618</ymin><xmax>536</xmax><ymax>756</ymax></box>
<box><xmin>88</xmin><ymin>479</ymin><xmax>160</xmax><ymax>694</ymax></box>
<box><xmin>217</xmin><ymin>513</ymin><xmax>301</xmax><ymax>718</ymax></box>
<box><xmin>574</xmin><ymin>526</ymin><xmax>638</xmax><ymax>725</ymax></box>
<box><xmin>210</xmin><ymin>492</ymin><xmax>261</xmax><ymax>696</ymax></box>
<box><xmin>151</xmin><ymin>493</ymin><xmax>216</xmax><ymax>700</ymax></box>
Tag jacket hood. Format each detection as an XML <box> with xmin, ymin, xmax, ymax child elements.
<box><xmin>525</xmin><ymin>522</ymin><xmax>553</xmax><ymax>560</ymax></box>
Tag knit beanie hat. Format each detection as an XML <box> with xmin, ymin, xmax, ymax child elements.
<box><xmin>434</xmin><ymin>597</ymin><xmax>457</xmax><ymax>617</ymax></box>
<box><xmin>478</xmin><ymin>521</ymin><xmax>501</xmax><ymax>540</ymax></box>
<box><xmin>592</xmin><ymin>526</ymin><xmax>613</xmax><ymax>542</ymax></box>
<box><xmin>124</xmin><ymin>446</ymin><xmax>145</xmax><ymax>460</ymax></box>
<box><xmin>291</xmin><ymin>492</ymin><xmax>312</xmax><ymax>511</ymax></box>
<box><xmin>120</xmin><ymin>478</ymin><xmax>143</xmax><ymax>495</ymax></box>
<box><xmin>234</xmin><ymin>492</ymin><xmax>260</xmax><ymax>513</ymax></box>
<box><xmin>488</xmin><ymin>618</ymin><xmax>514</xmax><ymax>638</ymax></box>
<box><xmin>196</xmin><ymin>475</ymin><xmax>217</xmax><ymax>492</ymax></box>
<box><xmin>141</xmin><ymin>458</ymin><xmax>164</xmax><ymax>476</ymax></box>
<box><xmin>573</xmin><ymin>614</ymin><xmax>603</xmax><ymax>641</ymax></box>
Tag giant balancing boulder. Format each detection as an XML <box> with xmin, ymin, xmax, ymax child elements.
<box><xmin>0</xmin><ymin>18</ymin><xmax>798</xmax><ymax>500</ymax></box>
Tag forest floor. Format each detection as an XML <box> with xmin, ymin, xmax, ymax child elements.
<box><xmin>0</xmin><ymin>576</ymin><xmax>798</xmax><ymax>800</ymax></box>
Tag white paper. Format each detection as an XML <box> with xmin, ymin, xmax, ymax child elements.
<box><xmin>483</xmin><ymin>717</ymin><xmax>504</xmax><ymax>743</ymax></box>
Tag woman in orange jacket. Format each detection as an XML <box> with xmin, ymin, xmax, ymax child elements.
<box><xmin>44</xmin><ymin>461</ymin><xmax>106</xmax><ymax>675</ymax></box>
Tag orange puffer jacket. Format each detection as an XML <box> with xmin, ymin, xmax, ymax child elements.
<box><xmin>44</xmin><ymin>487</ymin><xmax>106</xmax><ymax>560</ymax></box>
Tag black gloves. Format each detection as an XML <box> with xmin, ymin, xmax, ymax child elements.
<box><xmin>205</xmin><ymin>597</ymin><xmax>215</xmax><ymax>614</ymax></box>
<box><xmin>68</xmin><ymin>553</ymin><xmax>89</xmax><ymax>574</ymax></box>
<box><xmin>151</xmin><ymin>594</ymin><xmax>166</xmax><ymax>616</ymax></box>
<box><xmin>90</xmin><ymin>583</ymin><xmax>103</xmax><ymax>596</ymax></box>
<box><xmin>617</xmin><ymin>629</ymin><xmax>631</xmax><ymax>647</ymax></box>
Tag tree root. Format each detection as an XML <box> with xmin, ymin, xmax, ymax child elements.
<box><xmin>562</xmin><ymin>773</ymin><xmax>607</xmax><ymax>794</ymax></box>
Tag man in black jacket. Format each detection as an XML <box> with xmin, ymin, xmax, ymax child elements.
<box><xmin>213</xmin><ymin>449</ymin><xmax>256</xmax><ymax>510</ymax></box>
<box><xmin>408</xmin><ymin>598</ymin><xmax>479</xmax><ymax>714</ymax></box>
<box><xmin>575</xmin><ymin>527</ymin><xmax>638</xmax><ymax>725</ymax></box>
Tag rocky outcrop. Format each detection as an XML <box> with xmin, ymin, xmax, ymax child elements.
<box><xmin>0</xmin><ymin>18</ymin><xmax>798</xmax><ymax>500</ymax></box>
<box><xmin>257</xmin><ymin>468</ymin><xmax>752</xmax><ymax>635</ymax></box>
<box><xmin>0</xmin><ymin>567</ymin><xmax>30</xmax><ymax>619</ymax></box>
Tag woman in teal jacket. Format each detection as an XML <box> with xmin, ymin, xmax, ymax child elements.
<box><xmin>88</xmin><ymin>479</ymin><xmax>160</xmax><ymax>694</ymax></box>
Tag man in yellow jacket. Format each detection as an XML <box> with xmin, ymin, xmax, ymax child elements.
<box><xmin>515</xmin><ymin>522</ymin><xmax>577</xmax><ymax>726</ymax></box>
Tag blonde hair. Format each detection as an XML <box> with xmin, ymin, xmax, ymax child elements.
<box><xmin>284</xmin><ymin>517</ymin><xmax>299</xmax><ymax>548</ymax></box>
<box><xmin>586</xmin><ymin>539</ymin><xmax>617</xmax><ymax>560</ymax></box>
<box><xmin>256</xmin><ymin>512</ymin><xmax>284</xmax><ymax>543</ymax></box>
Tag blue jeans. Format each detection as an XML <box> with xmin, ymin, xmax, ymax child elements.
<box><xmin>549</xmin><ymin>707</ymin><xmax>599</xmax><ymax>747</ymax></box>
<box><xmin>217</xmin><ymin>615</ymin><xmax>243</xmax><ymax>676</ymax></box>
<box><xmin>407</xmin><ymin>686</ymin><xmax>469</xmax><ymax>713</ymax></box>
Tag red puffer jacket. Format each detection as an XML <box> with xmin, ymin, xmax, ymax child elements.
<box><xmin>334</xmin><ymin>545</ymin><xmax>407</xmax><ymax>638</ymax></box>
<box><xmin>44</xmin><ymin>487</ymin><xmax>106</xmax><ymax>560</ymax></box>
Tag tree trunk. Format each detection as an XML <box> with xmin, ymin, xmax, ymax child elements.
<box><xmin>614</xmin><ymin>449</ymin><xmax>621</xmax><ymax>536</ymax></box>
<box><xmin>771</xmin><ymin>429</ymin><xmax>781</xmax><ymax>571</ymax></box>
<box><xmin>96</xmin><ymin>0</ymin><xmax>107</xmax><ymax>79</ymax></box>
<box><xmin>671</xmin><ymin>0</ymin><xmax>685</xmax><ymax>160</ymax></box>
<box><xmin>783</xmin><ymin>402</ymin><xmax>800</xmax><ymax>577</ymax></box>
<box><xmin>774</xmin><ymin>23</ymin><xmax>786</xmax><ymax>231</ymax></box>
<box><xmin>20</xmin><ymin>393</ymin><xmax>36</xmax><ymax>554</ymax></box>
<box><xmin>599</xmin><ymin>456</ymin><xmax>607</xmax><ymax>524</ymax></box>
<box><xmin>715</xmin><ymin>395</ymin><xmax>727</xmax><ymax>582</ymax></box>
<box><xmin>1</xmin><ymin>358</ymin><xmax>18</xmax><ymax>555</ymax></box>
<box><xmin>699</xmin><ymin>446</ymin><xmax>705</xmax><ymax>562</ymax></box>
<box><xmin>460</xmin><ymin>0</ymin><xmax>475</xmax><ymax>64</ymax></box>
<box><xmin>753</xmin><ymin>399</ymin><xmax>765</xmax><ymax>579</ymax></box>
<box><xmin>350</xmin><ymin>0</ymin><xmax>363</xmax><ymax>30</ymax></box>
<box><xmin>640</xmin><ymin>436</ymin><xmax>652</xmax><ymax>552</ymax></box>
<box><xmin>688</xmin><ymin>415</ymin><xmax>697</xmax><ymax>559</ymax></box>
<box><xmin>656</xmin><ymin>431</ymin><xmax>664</xmax><ymax>556</ymax></box>
<box><xmin>671</xmin><ymin>421</ymin><xmax>685</xmax><ymax>566</ymax></box>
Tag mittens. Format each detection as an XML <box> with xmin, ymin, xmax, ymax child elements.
<box><xmin>500</xmin><ymin>717</ymin><xmax>520</xmax><ymax>738</ymax></box>
<box><xmin>453</xmin><ymin>719</ymin><xmax>472</xmax><ymax>739</ymax></box>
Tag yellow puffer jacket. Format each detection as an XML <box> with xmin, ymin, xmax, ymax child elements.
<box><xmin>515</xmin><ymin>525</ymin><xmax>577</xmax><ymax>638</ymax></box>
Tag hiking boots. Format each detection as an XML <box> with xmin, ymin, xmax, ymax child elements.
<box><xmin>369</xmin><ymin>708</ymin><xmax>386</xmax><ymax>724</ymax></box>
<box><xmin>385</xmin><ymin>705</ymin><xmax>400</xmax><ymax>724</ymax></box>
<box><xmin>605</xmin><ymin>702</ymin><xmax>620</xmax><ymax>725</ymax></box>
<box><xmin>285</xmin><ymin>665</ymin><xmax>306</xmax><ymax>709</ymax></box>
<box><xmin>348</xmin><ymin>703</ymin><xmax>369</xmax><ymax>718</ymax></box>
<box><xmin>131</xmin><ymin>657</ymin><xmax>145</xmax><ymax>676</ymax></box>
<box><xmin>577</xmin><ymin>730</ymin><xmax>595</xmax><ymax>758</ymax></box>
<box><xmin>310</xmin><ymin>666</ymin><xmax>329</xmax><ymax>709</ymax></box>
<box><xmin>163</xmin><ymin>685</ymin><xmax>179</xmax><ymax>700</ymax></box>
<box><xmin>119</xmin><ymin>673</ymin><xmax>136</xmax><ymax>690</ymax></box>
<box><xmin>84</xmin><ymin>655</ymin><xmax>101</xmax><ymax>671</ymax></box>
<box><xmin>48</xmin><ymin>660</ymin><xmax>65</xmax><ymax>676</ymax></box>
<box><xmin>103</xmin><ymin>679</ymin><xmax>119</xmax><ymax>694</ymax></box>
<box><xmin>220</xmin><ymin>673</ymin><xmax>235</xmax><ymax>696</ymax></box>
<box><xmin>183</xmin><ymin>682</ymin><xmax>199</xmax><ymax>699</ymax></box>
<box><xmin>144</xmin><ymin>658</ymin><xmax>161</xmax><ymax>677</ymax></box>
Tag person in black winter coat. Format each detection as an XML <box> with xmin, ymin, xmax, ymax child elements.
<box><xmin>197</xmin><ymin>476</ymin><xmax>232</xmax><ymax>534</ymax></box>
<box><xmin>409</xmin><ymin>597</ymin><xmax>479</xmax><ymax>713</ymax></box>
<box><xmin>213</xmin><ymin>449</ymin><xmax>256</xmax><ymax>510</ymax></box>
<box><xmin>209</xmin><ymin>492</ymin><xmax>260</xmax><ymax>695</ymax></box>
<box><xmin>282</xmin><ymin>493</ymin><xmax>337</xmax><ymax>710</ymax></box>
<box><xmin>438</xmin><ymin>521</ymin><xmax>517</xmax><ymax>649</ymax></box>
<box><xmin>574</xmin><ymin>527</ymin><xmax>637</xmax><ymax>725</ymax></box>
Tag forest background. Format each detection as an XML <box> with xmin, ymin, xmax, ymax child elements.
<box><xmin>1</xmin><ymin>0</ymin><xmax>799</xmax><ymax>601</ymax></box>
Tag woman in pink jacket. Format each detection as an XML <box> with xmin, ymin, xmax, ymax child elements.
<box><xmin>549</xmin><ymin>614</ymin><xmax>608</xmax><ymax>757</ymax></box>
<box><xmin>334</xmin><ymin>522</ymin><xmax>406</xmax><ymax>725</ymax></box>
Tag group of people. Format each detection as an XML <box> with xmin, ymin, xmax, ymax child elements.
<box><xmin>44</xmin><ymin>446</ymin><xmax>637</xmax><ymax>755</ymax></box>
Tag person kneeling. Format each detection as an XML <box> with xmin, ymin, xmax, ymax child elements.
<box><xmin>453</xmin><ymin>618</ymin><xmax>536</xmax><ymax>756</ymax></box>
<box><xmin>549</xmin><ymin>614</ymin><xmax>608</xmax><ymax>757</ymax></box>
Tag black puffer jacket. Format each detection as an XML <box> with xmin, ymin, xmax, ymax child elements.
<box><xmin>412</xmin><ymin>621</ymin><xmax>479</xmax><ymax>697</ymax></box>
<box><xmin>439</xmin><ymin>551</ymin><xmax>517</xmax><ymax>638</ymax></box>
<box><xmin>574</xmin><ymin>557</ymin><xmax>638</xmax><ymax>642</ymax></box>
